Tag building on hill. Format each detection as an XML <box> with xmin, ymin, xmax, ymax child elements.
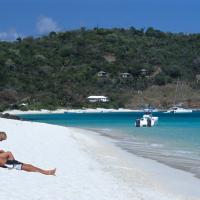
<box><xmin>87</xmin><ymin>96</ymin><xmax>109</xmax><ymax>103</ymax></box>
<box><xmin>140</xmin><ymin>69</ymin><xmax>148</xmax><ymax>76</ymax></box>
<box><xmin>196</xmin><ymin>74</ymin><xmax>200</xmax><ymax>83</ymax></box>
<box><xmin>119</xmin><ymin>72</ymin><xmax>132</xmax><ymax>79</ymax></box>
<box><xmin>97</xmin><ymin>71</ymin><xmax>108</xmax><ymax>78</ymax></box>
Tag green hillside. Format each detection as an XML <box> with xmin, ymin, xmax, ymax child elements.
<box><xmin>0</xmin><ymin>27</ymin><xmax>200</xmax><ymax>111</ymax></box>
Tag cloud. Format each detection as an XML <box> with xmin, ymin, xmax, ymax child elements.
<box><xmin>0</xmin><ymin>29</ymin><xmax>21</xmax><ymax>41</ymax></box>
<box><xmin>36</xmin><ymin>16</ymin><xmax>60</xmax><ymax>34</ymax></box>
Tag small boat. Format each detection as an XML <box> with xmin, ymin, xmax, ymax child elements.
<box><xmin>165</xmin><ymin>80</ymin><xmax>193</xmax><ymax>114</ymax></box>
<box><xmin>135</xmin><ymin>113</ymin><xmax>159</xmax><ymax>127</ymax></box>
<box><xmin>165</xmin><ymin>106</ymin><xmax>193</xmax><ymax>114</ymax></box>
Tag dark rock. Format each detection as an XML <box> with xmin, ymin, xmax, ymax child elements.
<box><xmin>0</xmin><ymin>113</ymin><xmax>21</xmax><ymax>120</ymax></box>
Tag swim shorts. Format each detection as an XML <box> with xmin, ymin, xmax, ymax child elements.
<box><xmin>3</xmin><ymin>160</ymin><xmax>23</xmax><ymax>170</ymax></box>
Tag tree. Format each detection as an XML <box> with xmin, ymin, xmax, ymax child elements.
<box><xmin>154</xmin><ymin>73</ymin><xmax>166</xmax><ymax>85</ymax></box>
<box><xmin>192</xmin><ymin>56</ymin><xmax>200</xmax><ymax>73</ymax></box>
<box><xmin>49</xmin><ymin>31</ymin><xmax>57</xmax><ymax>38</ymax></box>
<box><xmin>145</xmin><ymin>27</ymin><xmax>165</xmax><ymax>38</ymax></box>
<box><xmin>163</xmin><ymin>65</ymin><xmax>181</xmax><ymax>78</ymax></box>
<box><xmin>16</xmin><ymin>37</ymin><xmax>22</xmax><ymax>43</ymax></box>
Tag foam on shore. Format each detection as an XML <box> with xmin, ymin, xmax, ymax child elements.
<box><xmin>0</xmin><ymin>118</ymin><xmax>199</xmax><ymax>200</ymax></box>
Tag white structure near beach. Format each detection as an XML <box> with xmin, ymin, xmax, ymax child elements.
<box><xmin>97</xmin><ymin>71</ymin><xmax>108</xmax><ymax>77</ymax></box>
<box><xmin>119</xmin><ymin>72</ymin><xmax>132</xmax><ymax>79</ymax></box>
<box><xmin>87</xmin><ymin>96</ymin><xmax>109</xmax><ymax>103</ymax></box>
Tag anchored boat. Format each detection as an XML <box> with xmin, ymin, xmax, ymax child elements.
<box><xmin>135</xmin><ymin>113</ymin><xmax>159</xmax><ymax>127</ymax></box>
<box><xmin>165</xmin><ymin>106</ymin><xmax>193</xmax><ymax>113</ymax></box>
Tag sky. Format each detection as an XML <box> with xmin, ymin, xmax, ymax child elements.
<box><xmin>1</xmin><ymin>0</ymin><xmax>200</xmax><ymax>40</ymax></box>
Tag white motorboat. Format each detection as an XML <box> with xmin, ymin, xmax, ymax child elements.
<box><xmin>165</xmin><ymin>106</ymin><xmax>193</xmax><ymax>113</ymax></box>
<box><xmin>135</xmin><ymin>114</ymin><xmax>159</xmax><ymax>127</ymax></box>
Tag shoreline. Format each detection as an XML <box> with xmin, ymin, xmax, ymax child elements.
<box><xmin>84</xmin><ymin>126</ymin><xmax>200</xmax><ymax>181</ymax></box>
<box><xmin>2</xmin><ymin>108</ymin><xmax>143</xmax><ymax>115</ymax></box>
<box><xmin>6</xmin><ymin>109</ymin><xmax>200</xmax><ymax>181</ymax></box>
<box><xmin>3</xmin><ymin>108</ymin><xmax>200</xmax><ymax>116</ymax></box>
<box><xmin>0</xmin><ymin>118</ymin><xmax>200</xmax><ymax>199</ymax></box>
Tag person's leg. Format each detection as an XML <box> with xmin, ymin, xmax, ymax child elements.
<box><xmin>0</xmin><ymin>158</ymin><xmax>7</xmax><ymax>167</ymax></box>
<box><xmin>21</xmin><ymin>163</ymin><xmax>56</xmax><ymax>175</ymax></box>
<box><xmin>0</xmin><ymin>151</ymin><xmax>15</xmax><ymax>160</ymax></box>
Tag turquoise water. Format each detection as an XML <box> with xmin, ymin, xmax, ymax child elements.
<box><xmin>20</xmin><ymin>112</ymin><xmax>200</xmax><ymax>178</ymax></box>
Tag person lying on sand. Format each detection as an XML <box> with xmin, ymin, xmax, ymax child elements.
<box><xmin>0</xmin><ymin>132</ymin><xmax>56</xmax><ymax>176</ymax></box>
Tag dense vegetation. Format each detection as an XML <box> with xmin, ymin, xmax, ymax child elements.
<box><xmin>0</xmin><ymin>27</ymin><xmax>200</xmax><ymax>111</ymax></box>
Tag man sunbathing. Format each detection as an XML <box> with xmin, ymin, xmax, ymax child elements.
<box><xmin>0</xmin><ymin>132</ymin><xmax>56</xmax><ymax>176</ymax></box>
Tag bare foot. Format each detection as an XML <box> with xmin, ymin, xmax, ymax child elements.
<box><xmin>48</xmin><ymin>168</ymin><xmax>56</xmax><ymax>176</ymax></box>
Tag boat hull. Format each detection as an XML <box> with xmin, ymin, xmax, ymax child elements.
<box><xmin>165</xmin><ymin>107</ymin><xmax>193</xmax><ymax>113</ymax></box>
<box><xmin>135</xmin><ymin>115</ymin><xmax>158</xmax><ymax>127</ymax></box>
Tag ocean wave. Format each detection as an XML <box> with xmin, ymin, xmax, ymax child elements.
<box><xmin>150</xmin><ymin>143</ymin><xmax>164</xmax><ymax>148</ymax></box>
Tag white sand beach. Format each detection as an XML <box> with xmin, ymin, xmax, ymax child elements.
<box><xmin>0</xmin><ymin>118</ymin><xmax>200</xmax><ymax>200</ymax></box>
<box><xmin>3</xmin><ymin>108</ymin><xmax>139</xmax><ymax>115</ymax></box>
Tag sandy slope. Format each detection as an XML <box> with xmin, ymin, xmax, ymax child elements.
<box><xmin>0</xmin><ymin>118</ymin><xmax>199</xmax><ymax>200</ymax></box>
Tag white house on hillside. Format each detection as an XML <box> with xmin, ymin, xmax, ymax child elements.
<box><xmin>119</xmin><ymin>72</ymin><xmax>132</xmax><ymax>79</ymax></box>
<box><xmin>87</xmin><ymin>96</ymin><xmax>109</xmax><ymax>103</ymax></box>
<box><xmin>97</xmin><ymin>71</ymin><xmax>108</xmax><ymax>77</ymax></box>
<box><xmin>141</xmin><ymin>68</ymin><xmax>148</xmax><ymax>76</ymax></box>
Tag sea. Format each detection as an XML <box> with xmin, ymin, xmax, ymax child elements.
<box><xmin>20</xmin><ymin>111</ymin><xmax>200</xmax><ymax>178</ymax></box>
